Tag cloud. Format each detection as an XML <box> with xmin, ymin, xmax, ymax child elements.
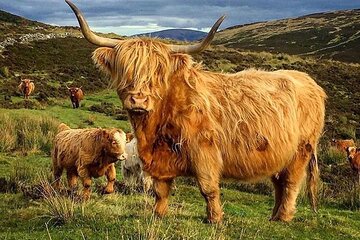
<box><xmin>0</xmin><ymin>0</ymin><xmax>358</xmax><ymax>36</ymax></box>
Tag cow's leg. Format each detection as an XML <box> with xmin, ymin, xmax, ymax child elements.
<box><xmin>193</xmin><ymin>145</ymin><xmax>223</xmax><ymax>223</ymax></box>
<box><xmin>197</xmin><ymin>177</ymin><xmax>222</xmax><ymax>223</ymax></box>
<box><xmin>153</xmin><ymin>178</ymin><xmax>173</xmax><ymax>217</ymax></box>
<box><xmin>271</xmin><ymin>146</ymin><xmax>312</xmax><ymax>222</ymax></box>
<box><xmin>271</xmin><ymin>173</ymin><xmax>285</xmax><ymax>219</ymax></box>
<box><xmin>103</xmin><ymin>163</ymin><xmax>116</xmax><ymax>194</ymax></box>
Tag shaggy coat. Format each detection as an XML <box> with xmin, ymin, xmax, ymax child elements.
<box><xmin>68</xmin><ymin>86</ymin><xmax>84</xmax><ymax>108</ymax></box>
<box><xmin>18</xmin><ymin>79</ymin><xmax>35</xmax><ymax>99</ymax></box>
<box><xmin>331</xmin><ymin>139</ymin><xmax>355</xmax><ymax>153</ymax></box>
<box><xmin>122</xmin><ymin>138</ymin><xmax>153</xmax><ymax>192</ymax></box>
<box><xmin>52</xmin><ymin>123</ymin><xmax>127</xmax><ymax>199</ymax></box>
<box><xmin>66</xmin><ymin>0</ymin><xmax>326</xmax><ymax>222</ymax></box>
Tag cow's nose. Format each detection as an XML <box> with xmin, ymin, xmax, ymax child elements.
<box><xmin>118</xmin><ymin>152</ymin><xmax>128</xmax><ymax>161</ymax></box>
<box><xmin>130</xmin><ymin>95</ymin><xmax>148</xmax><ymax>105</ymax></box>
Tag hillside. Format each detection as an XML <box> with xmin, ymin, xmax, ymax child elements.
<box><xmin>214</xmin><ymin>9</ymin><xmax>360</xmax><ymax>63</ymax></box>
<box><xmin>0</xmin><ymin>9</ymin><xmax>359</xmax><ymax>139</ymax></box>
<box><xmin>134</xmin><ymin>29</ymin><xmax>207</xmax><ymax>41</ymax></box>
<box><xmin>0</xmin><ymin>10</ymin><xmax>81</xmax><ymax>44</ymax></box>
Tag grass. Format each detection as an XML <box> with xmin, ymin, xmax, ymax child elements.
<box><xmin>0</xmin><ymin>173</ymin><xmax>360</xmax><ymax>239</ymax></box>
<box><xmin>0</xmin><ymin>79</ymin><xmax>359</xmax><ymax>240</ymax></box>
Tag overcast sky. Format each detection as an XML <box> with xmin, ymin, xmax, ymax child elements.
<box><xmin>1</xmin><ymin>0</ymin><xmax>359</xmax><ymax>36</ymax></box>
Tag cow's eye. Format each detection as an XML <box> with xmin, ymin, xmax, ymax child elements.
<box><xmin>112</xmin><ymin>140</ymin><xmax>117</xmax><ymax>145</ymax></box>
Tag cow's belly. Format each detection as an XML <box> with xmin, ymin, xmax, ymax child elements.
<box><xmin>88</xmin><ymin>164</ymin><xmax>109</xmax><ymax>178</ymax></box>
<box><xmin>221</xmin><ymin>146</ymin><xmax>296</xmax><ymax>181</ymax></box>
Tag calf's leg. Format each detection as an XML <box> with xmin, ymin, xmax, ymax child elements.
<box><xmin>103</xmin><ymin>163</ymin><xmax>116</xmax><ymax>194</ymax></box>
<box><xmin>78</xmin><ymin>167</ymin><xmax>92</xmax><ymax>200</ymax></box>
<box><xmin>66</xmin><ymin>168</ymin><xmax>78</xmax><ymax>193</ymax></box>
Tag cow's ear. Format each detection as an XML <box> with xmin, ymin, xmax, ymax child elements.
<box><xmin>92</xmin><ymin>47</ymin><xmax>115</xmax><ymax>75</ymax></box>
<box><xmin>126</xmin><ymin>132</ymin><xmax>134</xmax><ymax>142</ymax></box>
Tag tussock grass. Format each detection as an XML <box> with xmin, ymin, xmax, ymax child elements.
<box><xmin>0</xmin><ymin>112</ymin><xmax>59</xmax><ymax>154</ymax></box>
<box><xmin>38</xmin><ymin>177</ymin><xmax>79</xmax><ymax>225</ymax></box>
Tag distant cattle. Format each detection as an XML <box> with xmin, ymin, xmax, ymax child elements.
<box><xmin>122</xmin><ymin>138</ymin><xmax>153</xmax><ymax>193</ymax></box>
<box><xmin>52</xmin><ymin>123</ymin><xmax>127</xmax><ymax>199</ymax></box>
<box><xmin>67</xmin><ymin>0</ymin><xmax>326</xmax><ymax>222</ymax></box>
<box><xmin>18</xmin><ymin>79</ymin><xmax>35</xmax><ymax>99</ymax></box>
<box><xmin>67</xmin><ymin>86</ymin><xmax>84</xmax><ymax>108</ymax></box>
<box><xmin>330</xmin><ymin>139</ymin><xmax>355</xmax><ymax>153</ymax></box>
<box><xmin>346</xmin><ymin>147</ymin><xmax>360</xmax><ymax>173</ymax></box>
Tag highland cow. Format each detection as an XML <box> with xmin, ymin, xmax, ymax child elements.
<box><xmin>66</xmin><ymin>0</ymin><xmax>326</xmax><ymax>222</ymax></box>
<box><xmin>346</xmin><ymin>147</ymin><xmax>360</xmax><ymax>173</ymax></box>
<box><xmin>330</xmin><ymin>139</ymin><xmax>355</xmax><ymax>153</ymax></box>
<box><xmin>52</xmin><ymin>123</ymin><xmax>127</xmax><ymax>199</ymax></box>
<box><xmin>67</xmin><ymin>86</ymin><xmax>84</xmax><ymax>108</ymax></box>
<box><xmin>18</xmin><ymin>79</ymin><xmax>35</xmax><ymax>99</ymax></box>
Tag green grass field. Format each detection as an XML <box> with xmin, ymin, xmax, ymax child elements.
<box><xmin>0</xmin><ymin>91</ymin><xmax>359</xmax><ymax>240</ymax></box>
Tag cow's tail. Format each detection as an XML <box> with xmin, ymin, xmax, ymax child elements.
<box><xmin>307</xmin><ymin>152</ymin><xmax>319</xmax><ymax>213</ymax></box>
<box><xmin>57</xmin><ymin>123</ymin><xmax>71</xmax><ymax>133</ymax></box>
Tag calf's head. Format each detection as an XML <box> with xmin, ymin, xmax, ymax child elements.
<box><xmin>101</xmin><ymin>129</ymin><xmax>127</xmax><ymax>162</ymax></box>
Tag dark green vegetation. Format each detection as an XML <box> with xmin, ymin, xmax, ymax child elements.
<box><xmin>0</xmin><ymin>8</ymin><xmax>359</xmax><ymax>240</ymax></box>
<box><xmin>214</xmin><ymin>9</ymin><xmax>360</xmax><ymax>64</ymax></box>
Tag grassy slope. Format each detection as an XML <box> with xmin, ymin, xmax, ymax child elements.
<box><xmin>214</xmin><ymin>9</ymin><xmax>360</xmax><ymax>63</ymax></box>
<box><xmin>0</xmin><ymin>91</ymin><xmax>359</xmax><ymax>239</ymax></box>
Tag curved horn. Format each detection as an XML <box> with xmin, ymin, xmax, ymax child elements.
<box><xmin>65</xmin><ymin>0</ymin><xmax>121</xmax><ymax>47</ymax></box>
<box><xmin>65</xmin><ymin>84</ymin><xmax>70</xmax><ymax>90</ymax></box>
<box><xmin>169</xmin><ymin>15</ymin><xmax>226</xmax><ymax>54</ymax></box>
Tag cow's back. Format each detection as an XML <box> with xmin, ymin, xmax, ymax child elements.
<box><xmin>53</xmin><ymin>128</ymin><xmax>100</xmax><ymax>168</ymax></box>
<box><xmin>209</xmin><ymin>69</ymin><xmax>326</xmax><ymax>180</ymax></box>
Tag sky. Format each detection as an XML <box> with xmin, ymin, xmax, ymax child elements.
<box><xmin>0</xmin><ymin>0</ymin><xmax>359</xmax><ymax>36</ymax></box>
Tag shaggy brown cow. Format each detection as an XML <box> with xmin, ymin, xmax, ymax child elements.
<box><xmin>67</xmin><ymin>86</ymin><xmax>84</xmax><ymax>108</ymax></box>
<box><xmin>346</xmin><ymin>147</ymin><xmax>360</xmax><ymax>172</ymax></box>
<box><xmin>330</xmin><ymin>139</ymin><xmax>355</xmax><ymax>153</ymax></box>
<box><xmin>18</xmin><ymin>79</ymin><xmax>35</xmax><ymax>99</ymax></box>
<box><xmin>66</xmin><ymin>0</ymin><xmax>326</xmax><ymax>222</ymax></box>
<box><xmin>52</xmin><ymin>123</ymin><xmax>127</xmax><ymax>199</ymax></box>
